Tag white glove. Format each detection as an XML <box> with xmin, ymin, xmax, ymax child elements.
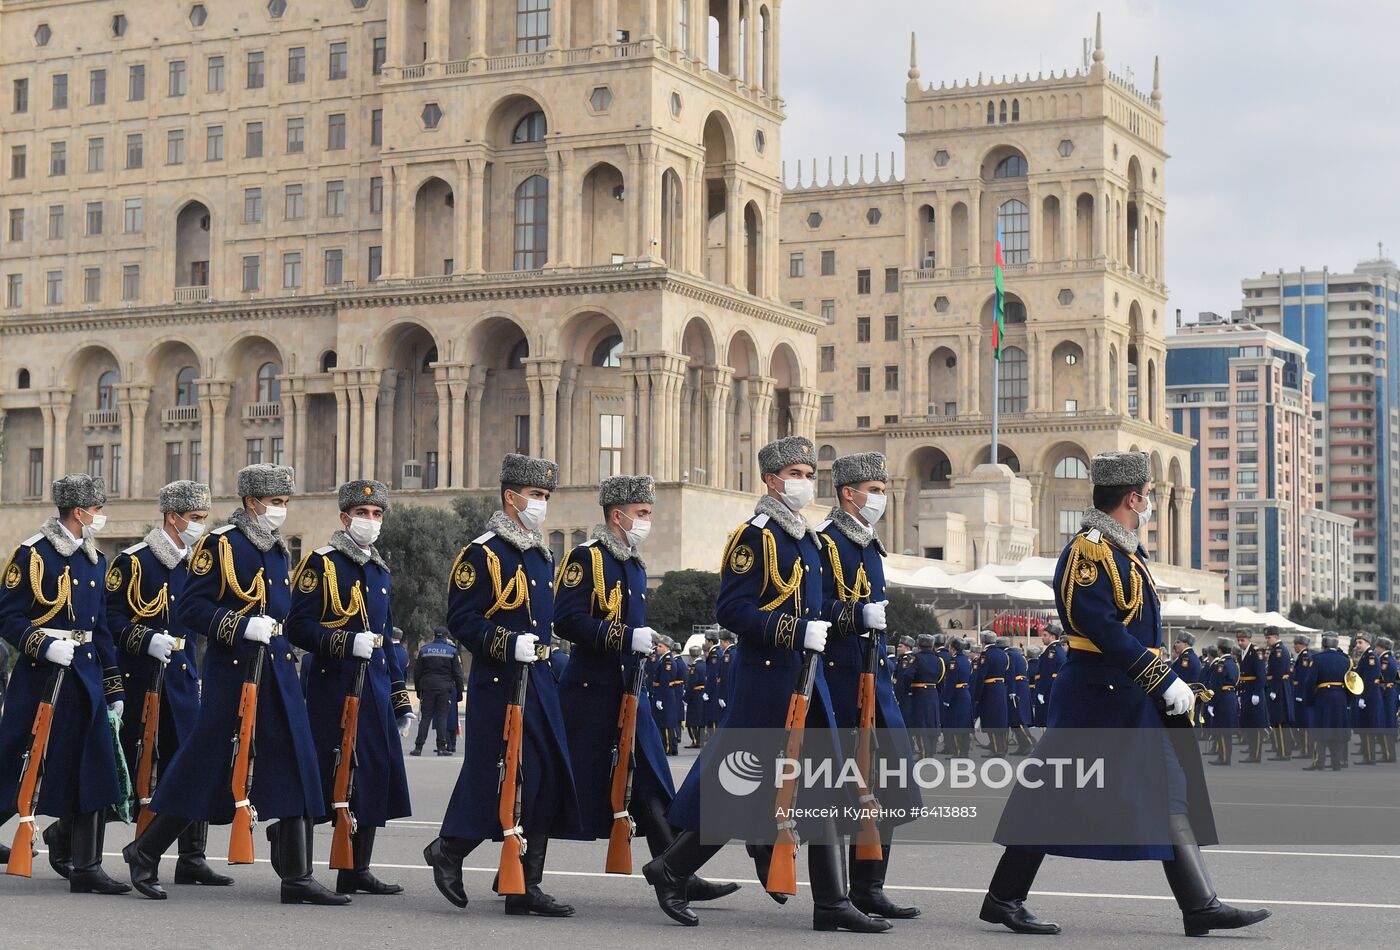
<box><xmin>1269</xmin><ymin>692</ymin><xmax>1277</xmax><ymax>701</ymax></box>
<box><xmin>109</xmin><ymin>700</ymin><xmax>124</xmax><ymax>719</ymax></box>
<box><xmin>147</xmin><ymin>632</ymin><xmax>177</xmax><ymax>665</ymax></box>
<box><xmin>43</xmin><ymin>638</ymin><xmax>76</xmax><ymax>667</ymax></box>
<box><xmin>1358</xmin><ymin>698</ymin><xmax>1367</xmax><ymax>710</ymax></box>
<box><xmin>513</xmin><ymin>633</ymin><xmax>540</xmax><ymax>663</ymax></box>
<box><xmin>702</xmin><ymin>692</ymin><xmax>709</xmax><ymax>701</ymax></box>
<box><xmin>1207</xmin><ymin>705</ymin><xmax>1215</xmax><ymax>716</ymax></box>
<box><xmin>803</xmin><ymin>620</ymin><xmax>831</xmax><ymax>653</ymax></box>
<box><xmin>1037</xmin><ymin>694</ymin><xmax>1045</xmax><ymax>704</ymax></box>
<box><xmin>655</xmin><ymin>699</ymin><xmax>664</xmax><ymax>711</ymax></box>
<box><xmin>244</xmin><ymin>615</ymin><xmax>276</xmax><ymax>644</ymax></box>
<box><xmin>398</xmin><ymin>710</ymin><xmax>418</xmax><ymax>736</ymax></box>
<box><xmin>861</xmin><ymin>601</ymin><xmax>888</xmax><ymax>632</ymax></box>
<box><xmin>718</xmin><ymin>698</ymin><xmax>726</xmax><ymax>709</ymax></box>
<box><xmin>631</xmin><ymin>627</ymin><xmax>656</xmax><ymax>655</ymax></box>
<box><xmin>1162</xmin><ymin>678</ymin><xmax>1194</xmax><ymax>717</ymax></box>
<box><xmin>1250</xmin><ymin>694</ymin><xmax>1260</xmax><ymax>707</ymax></box>
<box><xmin>350</xmin><ymin>632</ymin><xmax>376</xmax><ymax>660</ymax></box>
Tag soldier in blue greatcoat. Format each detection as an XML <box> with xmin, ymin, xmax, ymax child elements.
<box><xmin>1378</xmin><ymin>636</ymin><xmax>1397</xmax><ymax>762</ymax></box>
<box><xmin>942</xmin><ymin>637</ymin><xmax>974</xmax><ymax>756</ymax></box>
<box><xmin>1291</xmin><ymin>635</ymin><xmax>1314</xmax><ymax>760</ymax></box>
<box><xmin>1005</xmin><ymin>640</ymin><xmax>1033</xmax><ymax>754</ymax></box>
<box><xmin>973</xmin><ymin>631</ymin><xmax>1010</xmax><ymax>757</ymax></box>
<box><xmin>1170</xmin><ymin>633</ymin><xmax>1202</xmax><ymax>729</ymax></box>
<box><xmin>1032</xmin><ymin>626</ymin><xmax>1064</xmax><ymax>728</ymax></box>
<box><xmin>1235</xmin><ymin>631</ymin><xmax>1270</xmax><ymax>762</ymax></box>
<box><xmin>102</xmin><ymin>481</ymin><xmax>231</xmax><ymax>889</ymax></box>
<box><xmin>1301</xmin><ymin>634</ymin><xmax>1352</xmax><ymax>770</ymax></box>
<box><xmin>554</xmin><ymin>475</ymin><xmax>737</xmax><ymax>904</ymax></box>
<box><xmin>0</xmin><ymin>473</ymin><xmax>128</xmax><ymax>893</ymax></box>
<box><xmin>1207</xmin><ymin>641</ymin><xmax>1241</xmax><ymax>765</ymax></box>
<box><xmin>643</xmin><ymin>436</ymin><xmax>888</xmax><ymax>934</ymax></box>
<box><xmin>702</xmin><ymin>632</ymin><xmax>722</xmax><ymax>733</ymax></box>
<box><xmin>685</xmin><ymin>646</ymin><xmax>708</xmax><ymax>747</ymax></box>
<box><xmin>909</xmin><ymin>635</ymin><xmax>945</xmax><ymax>756</ymax></box>
<box><xmin>1350</xmin><ymin>632</ymin><xmax>1383</xmax><ymax>765</ymax></box>
<box><xmin>650</xmin><ymin>639</ymin><xmax>684</xmax><ymax>755</ymax></box>
<box><xmin>982</xmin><ymin>452</ymin><xmax>1269</xmax><ymax>939</ymax></box>
<box><xmin>287</xmin><ymin>479</ymin><xmax>414</xmax><ymax>896</ymax></box>
<box><xmin>1263</xmin><ymin>629</ymin><xmax>1295</xmax><ymax>759</ymax></box>
<box><xmin>125</xmin><ymin>464</ymin><xmax>340</xmax><ymax>904</ymax></box>
<box><xmin>423</xmin><ymin>454</ymin><xmax>581</xmax><ymax>916</ymax></box>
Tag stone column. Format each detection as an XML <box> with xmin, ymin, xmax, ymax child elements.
<box><xmin>469</xmin><ymin>0</ymin><xmax>487</xmax><ymax>60</ymax></box>
<box><xmin>622</xmin><ymin>357</ymin><xmax>639</xmax><ymax>472</ymax></box>
<box><xmin>390</xmin><ymin>164</ymin><xmax>410</xmax><ymax>278</ymax></box>
<box><xmin>747</xmin><ymin>375</ymin><xmax>775</xmax><ymax>491</ymax></box>
<box><xmin>428</xmin><ymin>0</ymin><xmax>450</xmax><ymax>62</ymax></box>
<box><xmin>556</xmin><ymin>0</ymin><xmax>573</xmax><ymax>49</ymax></box>
<box><xmin>641</xmin><ymin>145</ymin><xmax>661</xmax><ymax>263</ymax></box>
<box><xmin>388</xmin><ymin>0</ymin><xmax>410</xmax><ymax>65</ymax></box>
<box><xmin>466</xmin><ymin>371</ymin><xmax>486</xmax><ymax>487</ymax></box>
<box><xmin>206</xmin><ymin>382</ymin><xmax>230</xmax><ymax>497</ymax></box>
<box><xmin>724</xmin><ymin>0</ymin><xmax>739</xmax><ymax>77</ymax></box>
<box><xmin>434</xmin><ymin>371</ymin><xmax>452</xmax><ymax>488</ymax></box>
<box><xmin>890</xmin><ymin>475</ymin><xmax>908</xmax><ymax>555</ymax></box>
<box><xmin>347</xmin><ymin>383</ymin><xmax>364</xmax><ymax>481</ymax></box>
<box><xmin>1027</xmin><ymin>331</ymin><xmax>1044</xmax><ymax>412</ymax></box>
<box><xmin>524</xmin><ymin>362</ymin><xmax>544</xmax><ymax>459</ymax></box>
<box><xmin>769</xmin><ymin>0</ymin><xmax>781</xmax><ymax>97</ymax></box>
<box><xmin>117</xmin><ymin>392</ymin><xmax>133</xmax><ymax>496</ymax></box>
<box><xmin>1176</xmin><ymin>486</ymin><xmax>1195</xmax><ymax>568</ymax></box>
<box><xmin>332</xmin><ymin>376</ymin><xmax>351</xmax><ymax>484</ymax></box>
<box><xmin>639</xmin><ymin>0</ymin><xmax>655</xmax><ymax>41</ymax></box>
<box><xmin>789</xmin><ymin>385</ymin><xmax>821</xmax><ymax>443</ymax></box>
<box><xmin>967</xmin><ymin>189</ymin><xmax>982</xmax><ymax>267</ymax></box>
<box><xmin>447</xmin><ymin>371</ymin><xmax>468</xmax><ymax>489</ymax></box>
<box><xmin>744</xmin><ymin>0</ymin><xmax>759</xmax><ymax>87</ymax></box>
<box><xmin>557</xmin><ymin>149</ymin><xmax>578</xmax><ymax>268</ymax></box>
<box><xmin>556</xmin><ymin>362</ymin><xmax>577</xmax><ymax>480</ymax></box>
<box><xmin>539</xmin><ymin>360</ymin><xmax>563</xmax><ymax>460</ymax></box>
<box><xmin>724</xmin><ymin>174</ymin><xmax>741</xmax><ymax>287</ymax></box>
<box><xmin>625</xmin><ymin>145</ymin><xmax>643</xmax><ymax>260</ymax></box>
<box><xmin>376</xmin><ymin>374</ymin><xmax>396</xmax><ymax>483</ymax></box>
<box><xmin>702</xmin><ymin>366</ymin><xmax>732</xmax><ymax>489</ymax></box>
<box><xmin>466</xmin><ymin>158</ymin><xmax>487</xmax><ymax>274</ymax></box>
<box><xmin>635</xmin><ymin>362</ymin><xmax>653</xmax><ymax>471</ymax></box>
<box><xmin>687</xmin><ymin>158</ymin><xmax>705</xmax><ymax>276</ymax></box>
<box><xmin>546</xmin><ymin>149</ymin><xmax>564</xmax><ymax>268</ymax></box>
<box><xmin>290</xmin><ymin>391</ymin><xmax>309</xmax><ymax>479</ymax></box>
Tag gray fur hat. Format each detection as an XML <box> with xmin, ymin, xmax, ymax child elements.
<box><xmin>899</xmin><ymin>635</ymin><xmax>916</xmax><ymax>648</ymax></box>
<box><xmin>995</xmin><ymin>636</ymin><xmax>1012</xmax><ymax>649</ymax></box>
<box><xmin>1216</xmin><ymin>637</ymin><xmax>1232</xmax><ymax>652</ymax></box>
<box><xmin>979</xmin><ymin>630</ymin><xmax>997</xmax><ymax>646</ymax></box>
<box><xmin>1321</xmin><ymin>634</ymin><xmax>1339</xmax><ymax>649</ymax></box>
<box><xmin>500</xmin><ymin>453</ymin><xmax>559</xmax><ymax>491</ymax></box>
<box><xmin>718</xmin><ymin>629</ymin><xmax>734</xmax><ymax>642</ymax></box>
<box><xmin>1090</xmin><ymin>451</ymin><xmax>1152</xmax><ymax>487</ymax></box>
<box><xmin>1377</xmin><ymin>637</ymin><xmax>1393</xmax><ymax>650</ymax></box>
<box><xmin>1175</xmin><ymin>631</ymin><xmax>1195</xmax><ymax>646</ymax></box>
<box><xmin>1293</xmin><ymin>634</ymin><xmax>1311</xmax><ymax>647</ymax></box>
<box><xmin>916</xmin><ymin>634</ymin><xmax>936</xmax><ymax>649</ymax></box>
<box><xmin>598</xmin><ymin>474</ymin><xmax>656</xmax><ymax>508</ymax></box>
<box><xmin>1354</xmin><ymin>631</ymin><xmax>1371</xmax><ymax>645</ymax></box>
<box><xmin>53</xmin><ymin>472</ymin><xmax>107</xmax><ymax>509</ymax></box>
<box><xmin>757</xmin><ymin>435</ymin><xmax>815</xmax><ymax>475</ymax></box>
<box><xmin>159</xmin><ymin>480</ymin><xmax>212</xmax><ymax>514</ymax></box>
<box><xmin>339</xmin><ymin>479</ymin><xmax>389</xmax><ymax>512</ymax></box>
<box><xmin>831</xmin><ymin>452</ymin><xmax>889</xmax><ymax>489</ymax></box>
<box><xmin>237</xmin><ymin>463</ymin><xmax>296</xmax><ymax>499</ymax></box>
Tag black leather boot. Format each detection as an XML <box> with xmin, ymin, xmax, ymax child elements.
<box><xmin>642</xmin><ymin>830</ymin><xmax>723</xmax><ymax>926</ymax></box>
<box><xmin>43</xmin><ymin>817</ymin><xmax>72</xmax><ymax>879</ymax></box>
<box><xmin>635</xmin><ymin>795</ymin><xmax>740</xmax><ymax>904</ymax></box>
<box><xmin>1162</xmin><ymin>814</ymin><xmax>1270</xmax><ymax>937</ymax></box>
<box><xmin>850</xmin><ymin>844</ymin><xmax>920</xmax><ymax>919</ymax></box>
<box><xmin>265</xmin><ymin>820</ymin><xmax>284</xmax><ymax>878</ymax></box>
<box><xmin>980</xmin><ymin>847</ymin><xmax>1060</xmax><ymax>934</ymax></box>
<box><xmin>175</xmin><ymin>821</ymin><xmax>235</xmax><ymax>886</ymax></box>
<box><xmin>68</xmin><ymin>812</ymin><xmax>132</xmax><ymax>895</ymax></box>
<box><xmin>808</xmin><ymin>841</ymin><xmax>891</xmax><ymax>933</ymax></box>
<box><xmin>0</xmin><ymin>842</ymin><xmax>8</xmax><ymax>865</ymax></box>
<box><xmin>123</xmin><ymin>812</ymin><xmax>190</xmax><ymax>900</ymax></box>
<box><xmin>423</xmin><ymin>836</ymin><xmax>476</xmax><ymax>908</ymax></box>
<box><xmin>746</xmin><ymin>843</ymin><xmax>788</xmax><ymax>904</ymax></box>
<box><xmin>278</xmin><ymin>816</ymin><xmax>350</xmax><ymax>905</ymax></box>
<box><xmin>505</xmin><ymin>834</ymin><xmax>574</xmax><ymax>916</ymax></box>
<box><xmin>337</xmin><ymin>827</ymin><xmax>402</xmax><ymax>895</ymax></box>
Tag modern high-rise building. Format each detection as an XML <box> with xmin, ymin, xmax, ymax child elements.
<box><xmin>1166</xmin><ymin>316</ymin><xmax>1353</xmax><ymax>610</ymax></box>
<box><xmin>779</xmin><ymin>18</ymin><xmax>1196</xmax><ymax>569</ymax></box>
<box><xmin>0</xmin><ymin>0</ymin><xmax>816</xmax><ymax>573</ymax></box>
<box><xmin>1240</xmin><ymin>256</ymin><xmax>1400</xmax><ymax>601</ymax></box>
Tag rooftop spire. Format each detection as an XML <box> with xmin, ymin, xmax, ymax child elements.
<box><xmin>1151</xmin><ymin>55</ymin><xmax>1162</xmax><ymax>102</ymax></box>
<box><xmin>908</xmin><ymin>32</ymin><xmax>920</xmax><ymax>82</ymax></box>
<box><xmin>1093</xmin><ymin>12</ymin><xmax>1104</xmax><ymax>63</ymax></box>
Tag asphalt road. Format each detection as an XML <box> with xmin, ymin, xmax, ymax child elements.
<box><xmin>2</xmin><ymin>737</ymin><xmax>1397</xmax><ymax>949</ymax></box>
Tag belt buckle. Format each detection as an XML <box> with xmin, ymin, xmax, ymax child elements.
<box><xmin>371</xmin><ymin>634</ymin><xmax>385</xmax><ymax>650</ymax></box>
<box><xmin>171</xmin><ymin>637</ymin><xmax>186</xmax><ymax>652</ymax></box>
<box><xmin>71</xmin><ymin>629</ymin><xmax>92</xmax><ymax>645</ymax></box>
<box><xmin>535</xmin><ymin>644</ymin><xmax>550</xmax><ymax>662</ymax></box>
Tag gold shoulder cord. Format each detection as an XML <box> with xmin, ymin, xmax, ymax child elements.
<box><xmin>1060</xmin><ymin>535</ymin><xmax>1143</xmax><ymax>636</ymax></box>
<box><xmin>482</xmin><ymin>544</ymin><xmax>531</xmax><ymax>626</ymax></box>
<box><xmin>758</xmin><ymin>527</ymin><xmax>804</xmax><ymax>613</ymax></box>
<box><xmin>589</xmin><ymin>546</ymin><xmax>623</xmax><ymax>621</ymax></box>
<box><xmin>823</xmin><ymin>533</ymin><xmax>870</xmax><ymax>603</ymax></box>
<box><xmin>219</xmin><ymin>534</ymin><xmax>266</xmax><ymax>617</ymax></box>
<box><xmin>29</xmin><ymin>549</ymin><xmax>74</xmax><ymax>626</ymax></box>
<box><xmin>319</xmin><ymin>556</ymin><xmax>367</xmax><ymax>630</ymax></box>
<box><xmin>126</xmin><ymin>554</ymin><xmax>170</xmax><ymax>621</ymax></box>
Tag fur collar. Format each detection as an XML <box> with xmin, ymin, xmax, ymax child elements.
<box><xmin>823</xmin><ymin>506</ymin><xmax>887</xmax><ymax>555</ymax></box>
<box><xmin>756</xmin><ymin>495</ymin><xmax>817</xmax><ymax>542</ymax></box>
<box><xmin>486</xmin><ymin>510</ymin><xmax>552</xmax><ymax>560</ymax></box>
<box><xmin>40</xmin><ymin>517</ymin><xmax>99</xmax><ymax>564</ymax></box>
<box><xmin>590</xmin><ymin>524</ymin><xmax>645</xmax><ymax>569</ymax></box>
<box><xmin>143</xmin><ymin>527</ymin><xmax>186</xmax><ymax>571</ymax></box>
<box><xmin>1080</xmin><ymin>508</ymin><xmax>1146</xmax><ymax>558</ymax></box>
<box><xmin>228</xmin><ymin>507</ymin><xmax>290</xmax><ymax>555</ymax></box>
<box><xmin>329</xmin><ymin>529</ymin><xmax>389</xmax><ymax>572</ymax></box>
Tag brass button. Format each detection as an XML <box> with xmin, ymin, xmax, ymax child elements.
<box><xmin>285</xmin><ymin>653</ymin><xmax>292</xmax><ymax>660</ymax></box>
<box><xmin>803</xmin><ymin>566</ymin><xmax>810</xmax><ymax>573</ymax></box>
<box><xmin>181</xmin><ymin>664</ymin><xmax>187</xmax><ymax>671</ymax></box>
<box><xmin>492</xmin><ymin>676</ymin><xmax>499</xmax><ymax>683</ymax></box>
<box><xmin>284</xmin><ymin>577</ymin><xmax>290</xmax><ymax>585</ymax></box>
<box><xmin>381</xmin><ymin>587</ymin><xmax>387</xmax><ymax>594</ymax></box>
<box><xmin>234</xmin><ymin>659</ymin><xmax>240</xmax><ymax>666</ymax></box>
<box><xmin>583</xmin><ymin>682</ymin><xmax>589</xmax><ymax>688</ymax></box>
<box><xmin>827</xmin><ymin>660</ymin><xmax>835</xmax><ymax>667</ymax></box>
<box><xmin>124</xmin><ymin>672</ymin><xmax>131</xmax><ymax>678</ymax></box>
<box><xmin>531</xmin><ymin>579</ymin><xmax>537</xmax><ymax>586</ymax></box>
<box><xmin>532</xmin><ymin>620</ymin><xmax>538</xmax><ymax>626</ymax></box>
<box><xmin>764</xmin><ymin>660</ymin><xmax>771</xmax><ymax>667</ymax></box>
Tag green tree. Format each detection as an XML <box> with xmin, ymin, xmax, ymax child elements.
<box><xmin>647</xmin><ymin>570</ymin><xmax>721</xmax><ymax>638</ymax></box>
<box><xmin>885</xmin><ymin>587</ymin><xmax>941</xmax><ymax>640</ymax></box>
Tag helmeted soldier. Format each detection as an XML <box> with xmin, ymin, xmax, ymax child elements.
<box><xmin>0</xmin><ymin>473</ymin><xmax>128</xmax><ymax>893</ymax></box>
<box><xmin>286</xmin><ymin>479</ymin><xmax>414</xmax><ymax>895</ymax></box>
<box><xmin>982</xmin><ymin>451</ymin><xmax>1270</xmax><ymax>938</ymax></box>
<box><xmin>424</xmin><ymin>453</ymin><xmax>582</xmax><ymax>916</ymax></box>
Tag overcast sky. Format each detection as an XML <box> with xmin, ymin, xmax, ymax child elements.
<box><xmin>779</xmin><ymin>0</ymin><xmax>1400</xmax><ymax>328</ymax></box>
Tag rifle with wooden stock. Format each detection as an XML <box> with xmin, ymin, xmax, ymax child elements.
<box><xmin>6</xmin><ymin>666</ymin><xmax>66</xmax><ymax>878</ymax></box>
<box><xmin>133</xmin><ymin>655</ymin><xmax>166</xmax><ymax>836</ymax></box>
<box><xmin>852</xmin><ymin>630</ymin><xmax>884</xmax><ymax>861</ymax></box>
<box><xmin>227</xmin><ymin>631</ymin><xmax>271</xmax><ymax>865</ymax></box>
<box><xmin>766</xmin><ymin>649</ymin><xmax>821</xmax><ymax>897</ymax></box>
<box><xmin>605</xmin><ymin>660</ymin><xmax>645</xmax><ymax>874</ymax></box>
<box><xmin>495</xmin><ymin>659</ymin><xmax>529</xmax><ymax>896</ymax></box>
<box><xmin>329</xmin><ymin>635</ymin><xmax>378</xmax><ymax>870</ymax></box>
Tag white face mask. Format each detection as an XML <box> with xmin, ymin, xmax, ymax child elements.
<box><xmin>1133</xmin><ymin>491</ymin><xmax>1155</xmax><ymax>529</ymax></box>
<box><xmin>853</xmin><ymin>489</ymin><xmax>888</xmax><ymax>526</ymax></box>
<box><xmin>347</xmin><ymin>516</ymin><xmax>381</xmax><ymax>547</ymax></box>
<box><xmin>176</xmin><ymin>517</ymin><xmax>206</xmax><ymax>548</ymax></box>
<box><xmin>510</xmin><ymin>492</ymin><xmax>548</xmax><ymax>533</ymax></box>
<box><xmin>778</xmin><ymin>477</ymin><xmax>815</xmax><ymax>512</ymax></box>
<box><xmin>81</xmin><ymin>510</ymin><xmax>107</xmax><ymax>537</ymax></box>
<box><xmin>255</xmin><ymin>501</ymin><xmax>288</xmax><ymax>533</ymax></box>
<box><xmin>620</xmin><ymin>512</ymin><xmax>652</xmax><ymax>549</ymax></box>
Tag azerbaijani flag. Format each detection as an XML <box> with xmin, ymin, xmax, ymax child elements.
<box><xmin>992</xmin><ymin>225</ymin><xmax>1006</xmax><ymax>361</ymax></box>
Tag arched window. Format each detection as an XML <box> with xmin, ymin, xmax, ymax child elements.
<box><xmin>986</xmin><ymin>102</ymin><xmax>995</xmax><ymax>125</ymax></box>
<box><xmin>512</xmin><ymin>111</ymin><xmax>547</xmax><ymax>144</ymax></box>
<box><xmin>175</xmin><ymin>366</ymin><xmax>197</xmax><ymax>406</ymax></box>
<box><xmin>16</xmin><ymin>368</ymin><xmax>30</xmax><ymax>389</ymax></box>
<box><xmin>997</xmin><ymin>346</ymin><xmax>1028</xmax><ymax>413</ymax></box>
<box><xmin>997</xmin><ymin>199</ymin><xmax>1029</xmax><ymax>264</ymax></box>
<box><xmin>320</xmin><ymin>350</ymin><xmax>338</xmax><ymax>372</ymax></box>
<box><xmin>591</xmin><ymin>334</ymin><xmax>623</xmax><ymax>368</ymax></box>
<box><xmin>999</xmin><ymin>99</ymin><xmax>1007</xmax><ymax>123</ymax></box>
<box><xmin>1054</xmin><ymin>455</ymin><xmax>1089</xmax><ymax>479</ymax></box>
<box><xmin>929</xmin><ymin>457</ymin><xmax>952</xmax><ymax>484</ymax></box>
<box><xmin>255</xmin><ymin>361</ymin><xmax>281</xmax><ymax>403</ymax></box>
<box><xmin>513</xmin><ymin>175</ymin><xmax>549</xmax><ymax>270</ymax></box>
<box><xmin>421</xmin><ymin>345</ymin><xmax>439</xmax><ymax>375</ymax></box>
<box><xmin>96</xmin><ymin>370</ymin><xmax>118</xmax><ymax>410</ymax></box>
<box><xmin>994</xmin><ymin>154</ymin><xmax>1028</xmax><ymax>178</ymax></box>
<box><xmin>1011</xmin><ymin>99</ymin><xmax>1020</xmax><ymax>122</ymax></box>
<box><xmin>818</xmin><ymin>444</ymin><xmax>837</xmax><ymax>462</ymax></box>
<box><xmin>1004</xmin><ymin>298</ymin><xmax>1028</xmax><ymax>324</ymax></box>
<box><xmin>507</xmin><ymin>338</ymin><xmax>529</xmax><ymax>369</ymax></box>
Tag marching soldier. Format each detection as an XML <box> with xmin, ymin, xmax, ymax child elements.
<box><xmin>934</xmin><ymin>633</ymin><xmax>954</xmax><ymax>752</ymax></box>
<box><xmin>1351</xmin><ymin>632</ymin><xmax>1382</xmax><ymax>765</ymax></box>
<box><xmin>909</xmin><ymin>635</ymin><xmax>946</xmax><ymax>759</ymax></box>
<box><xmin>554</xmin><ymin>475</ymin><xmax>738</xmax><ymax>904</ymax></box>
<box><xmin>974</xmin><ymin>631</ymin><xmax>1010</xmax><ymax>757</ymax></box>
<box><xmin>1208</xmin><ymin>639</ymin><xmax>1241</xmax><ymax>766</ymax></box>
<box><xmin>1263</xmin><ymin>628</ymin><xmax>1294</xmax><ymax>760</ymax></box>
<box><xmin>1235</xmin><ymin>631</ymin><xmax>1269</xmax><ymax>762</ymax></box>
<box><xmin>1379</xmin><ymin>637</ymin><xmax>1397</xmax><ymax>762</ymax></box>
<box><xmin>1301</xmin><ymin>634</ymin><xmax>1351</xmax><ymax>771</ymax></box>
<box><xmin>815</xmin><ymin>452</ymin><xmax>923</xmax><ymax>919</ymax></box>
<box><xmin>0</xmin><ymin>473</ymin><xmax>129</xmax><ymax>893</ymax></box>
<box><xmin>103</xmin><ymin>481</ymin><xmax>231</xmax><ymax>889</ymax></box>
<box><xmin>667</xmin><ymin>640</ymin><xmax>688</xmax><ymax>753</ymax></box>
<box><xmin>717</xmin><ymin>629</ymin><xmax>736</xmax><ymax>708</ymax></box>
<box><xmin>1171</xmin><ymin>633</ymin><xmax>1202</xmax><ymax>728</ymax></box>
<box><xmin>1005</xmin><ymin>638</ymin><xmax>1033</xmax><ymax>754</ymax></box>
<box><xmin>983</xmin><ymin>452</ymin><xmax>1269</xmax><ymax>938</ymax></box>
<box><xmin>703</xmin><ymin>632</ymin><xmax>723</xmax><ymax>735</ymax></box>
<box><xmin>1198</xmin><ymin>645</ymin><xmax>1218</xmax><ymax>735</ymax></box>
<box><xmin>895</xmin><ymin>636</ymin><xmax>917</xmax><ymax>738</ymax></box>
<box><xmin>1032</xmin><ymin>625</ymin><xmax>1063</xmax><ymax>728</ymax></box>
<box><xmin>126</xmin><ymin>464</ymin><xmax>342</xmax><ymax>904</ymax></box>
<box><xmin>642</xmin><ymin>436</ymin><xmax>888</xmax><ymax>933</ymax></box>
<box><xmin>650</xmin><ymin>638</ymin><xmax>682</xmax><ymax>756</ymax></box>
<box><xmin>943</xmin><ymin>636</ymin><xmax>974</xmax><ymax>757</ymax></box>
<box><xmin>1291</xmin><ymin>635</ymin><xmax>1314</xmax><ymax>760</ymax></box>
<box><xmin>286</xmin><ymin>479</ymin><xmax>414</xmax><ymax>895</ymax></box>
<box><xmin>685</xmin><ymin>646</ymin><xmax>708</xmax><ymax>747</ymax></box>
<box><xmin>424</xmin><ymin>454</ymin><xmax>581</xmax><ymax>915</ymax></box>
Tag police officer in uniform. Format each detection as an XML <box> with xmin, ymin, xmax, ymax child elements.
<box><xmin>555</xmin><ymin>475</ymin><xmax>738</xmax><ymax>904</ymax></box>
<box><xmin>287</xmin><ymin>479</ymin><xmax>414</xmax><ymax>895</ymax></box>
<box><xmin>1378</xmin><ymin>637</ymin><xmax>1397</xmax><ymax>762</ymax></box>
<box><xmin>0</xmin><ymin>473</ymin><xmax>129</xmax><ymax>893</ymax></box>
<box><xmin>1235</xmin><ymin>631</ymin><xmax>1269</xmax><ymax>762</ymax></box>
<box><xmin>815</xmin><ymin>452</ymin><xmax>923</xmax><ymax>919</ymax></box>
<box><xmin>125</xmin><ymin>464</ymin><xmax>341</xmax><ymax>904</ymax></box>
<box><xmin>983</xmin><ymin>452</ymin><xmax>1269</xmax><ymax>938</ymax></box>
<box><xmin>643</xmin><ymin>436</ymin><xmax>888</xmax><ymax>933</ymax></box>
<box><xmin>412</xmin><ymin>627</ymin><xmax>464</xmax><ymax>756</ymax></box>
<box><xmin>1033</xmin><ymin>625</ymin><xmax>1063</xmax><ymax>728</ymax></box>
<box><xmin>1291</xmin><ymin>635</ymin><xmax>1314</xmax><ymax>760</ymax></box>
<box><xmin>1301</xmin><ymin>634</ymin><xmax>1352</xmax><ymax>771</ymax></box>
<box><xmin>1351</xmin><ymin>632</ymin><xmax>1382</xmax><ymax>765</ymax></box>
<box><xmin>104</xmin><ymin>480</ymin><xmax>231</xmax><ymax>889</ymax></box>
<box><xmin>424</xmin><ymin>454</ymin><xmax>581</xmax><ymax>915</ymax></box>
<box><xmin>1263</xmin><ymin>628</ymin><xmax>1294</xmax><ymax>760</ymax></box>
<box><xmin>685</xmin><ymin>646</ymin><xmax>708</xmax><ymax>747</ymax></box>
<box><xmin>974</xmin><ymin>632</ymin><xmax>1010</xmax><ymax>757</ymax></box>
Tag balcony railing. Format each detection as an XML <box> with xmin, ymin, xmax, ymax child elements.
<box><xmin>163</xmin><ymin>405</ymin><xmax>201</xmax><ymax>425</ymax></box>
<box><xmin>84</xmin><ymin>409</ymin><xmax>120</xmax><ymax>428</ymax></box>
<box><xmin>243</xmin><ymin>402</ymin><xmax>282</xmax><ymax>421</ymax></box>
<box><xmin>174</xmin><ymin>286</ymin><xmax>210</xmax><ymax>303</ymax></box>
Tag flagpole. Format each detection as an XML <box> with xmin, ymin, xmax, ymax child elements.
<box><xmin>991</xmin><ymin>353</ymin><xmax>1000</xmax><ymax>464</ymax></box>
<box><xmin>991</xmin><ymin>223</ymin><xmax>1004</xmax><ymax>467</ymax></box>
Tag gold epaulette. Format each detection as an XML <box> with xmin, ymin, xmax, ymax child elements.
<box><xmin>1060</xmin><ymin>531</ymin><xmax>1143</xmax><ymax>638</ymax></box>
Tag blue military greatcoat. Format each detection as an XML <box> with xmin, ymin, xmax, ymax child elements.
<box><xmin>1351</xmin><ymin>647</ymin><xmax>1383</xmax><ymax>729</ymax></box>
<box><xmin>1033</xmin><ymin>641</ymin><xmax>1064</xmax><ymax>727</ymax></box>
<box><xmin>686</xmin><ymin>656</ymin><xmax>709</xmax><ymax>727</ymax></box>
<box><xmin>1238</xmin><ymin>644</ymin><xmax>1270</xmax><ymax>729</ymax></box>
<box><xmin>975</xmin><ymin>645</ymin><xmax>1010</xmax><ymax>729</ymax></box>
<box><xmin>1007</xmin><ymin>648</ymin><xmax>1031</xmax><ymax>728</ymax></box>
<box><xmin>1291</xmin><ymin>648</ymin><xmax>1313</xmax><ymax>731</ymax></box>
<box><xmin>1266</xmin><ymin>641</ymin><xmax>1295</xmax><ymax>726</ymax></box>
<box><xmin>1301</xmin><ymin>648</ymin><xmax>1352</xmax><ymax>731</ymax></box>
